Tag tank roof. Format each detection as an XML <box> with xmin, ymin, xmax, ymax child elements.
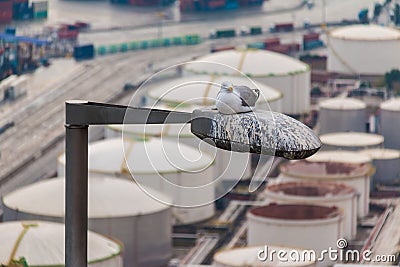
<box><xmin>307</xmin><ymin>150</ymin><xmax>371</xmax><ymax>164</ymax></box>
<box><xmin>319</xmin><ymin>98</ymin><xmax>366</xmax><ymax>110</ymax></box>
<box><xmin>58</xmin><ymin>137</ymin><xmax>213</xmax><ymax>174</ymax></box>
<box><xmin>147</xmin><ymin>75</ymin><xmax>282</xmax><ymax>105</ymax></box>
<box><xmin>380</xmin><ymin>98</ymin><xmax>400</xmax><ymax>111</ymax></box>
<box><xmin>329</xmin><ymin>25</ymin><xmax>400</xmax><ymax>41</ymax></box>
<box><xmin>214</xmin><ymin>246</ymin><xmax>316</xmax><ymax>266</ymax></box>
<box><xmin>266</xmin><ymin>181</ymin><xmax>355</xmax><ymax>197</ymax></box>
<box><xmin>320</xmin><ymin>132</ymin><xmax>384</xmax><ymax>147</ymax></box>
<box><xmin>360</xmin><ymin>148</ymin><xmax>400</xmax><ymax>160</ymax></box>
<box><xmin>0</xmin><ymin>221</ymin><xmax>121</xmax><ymax>266</ymax></box>
<box><xmin>3</xmin><ymin>177</ymin><xmax>170</xmax><ymax>218</ymax></box>
<box><xmin>280</xmin><ymin>160</ymin><xmax>373</xmax><ymax>179</ymax></box>
<box><xmin>249</xmin><ymin>203</ymin><xmax>340</xmax><ymax>220</ymax></box>
<box><xmin>186</xmin><ymin>49</ymin><xmax>309</xmax><ymax>77</ymax></box>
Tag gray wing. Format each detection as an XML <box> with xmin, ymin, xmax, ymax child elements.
<box><xmin>234</xmin><ymin>86</ymin><xmax>260</xmax><ymax>107</ymax></box>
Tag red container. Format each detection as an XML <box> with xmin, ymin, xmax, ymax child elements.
<box><xmin>303</xmin><ymin>32</ymin><xmax>320</xmax><ymax>42</ymax></box>
<box><xmin>58</xmin><ymin>29</ymin><xmax>79</xmax><ymax>40</ymax></box>
<box><xmin>0</xmin><ymin>0</ymin><xmax>13</xmax><ymax>23</ymax></box>
<box><xmin>211</xmin><ymin>46</ymin><xmax>235</xmax><ymax>53</ymax></box>
<box><xmin>275</xmin><ymin>22</ymin><xmax>294</xmax><ymax>31</ymax></box>
<box><xmin>266</xmin><ymin>44</ymin><xmax>291</xmax><ymax>55</ymax></box>
<box><xmin>128</xmin><ymin>0</ymin><xmax>158</xmax><ymax>6</ymax></box>
<box><xmin>264</xmin><ymin>37</ymin><xmax>280</xmax><ymax>48</ymax></box>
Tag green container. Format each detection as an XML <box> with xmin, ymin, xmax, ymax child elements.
<box><xmin>172</xmin><ymin>37</ymin><xmax>182</xmax><ymax>45</ymax></box>
<box><xmin>141</xmin><ymin>41</ymin><xmax>149</xmax><ymax>49</ymax></box>
<box><xmin>150</xmin><ymin>39</ymin><xmax>161</xmax><ymax>48</ymax></box>
<box><xmin>247</xmin><ymin>42</ymin><xmax>265</xmax><ymax>49</ymax></box>
<box><xmin>33</xmin><ymin>11</ymin><xmax>47</xmax><ymax>19</ymax></box>
<box><xmin>163</xmin><ymin>38</ymin><xmax>171</xmax><ymax>47</ymax></box>
<box><xmin>97</xmin><ymin>46</ymin><xmax>107</xmax><ymax>55</ymax></box>
<box><xmin>108</xmin><ymin>45</ymin><xmax>118</xmax><ymax>54</ymax></box>
<box><xmin>129</xmin><ymin>42</ymin><xmax>138</xmax><ymax>50</ymax></box>
<box><xmin>120</xmin><ymin>43</ymin><xmax>128</xmax><ymax>52</ymax></box>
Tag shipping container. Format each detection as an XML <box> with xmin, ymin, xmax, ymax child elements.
<box><xmin>57</xmin><ymin>29</ymin><xmax>79</xmax><ymax>40</ymax></box>
<box><xmin>32</xmin><ymin>0</ymin><xmax>48</xmax><ymax>19</ymax></box>
<box><xmin>270</xmin><ymin>22</ymin><xmax>294</xmax><ymax>33</ymax></box>
<box><xmin>226</xmin><ymin>0</ymin><xmax>239</xmax><ymax>9</ymax></box>
<box><xmin>239</xmin><ymin>0</ymin><xmax>264</xmax><ymax>6</ymax></box>
<box><xmin>264</xmin><ymin>37</ymin><xmax>280</xmax><ymax>48</ymax></box>
<box><xmin>0</xmin><ymin>0</ymin><xmax>13</xmax><ymax>24</ymax></box>
<box><xmin>211</xmin><ymin>45</ymin><xmax>235</xmax><ymax>53</ymax></box>
<box><xmin>250</xmin><ymin>26</ymin><xmax>262</xmax><ymax>35</ymax></box>
<box><xmin>73</xmin><ymin>44</ymin><xmax>94</xmax><ymax>60</ymax></box>
<box><xmin>12</xmin><ymin>1</ymin><xmax>32</xmax><ymax>20</ymax></box>
<box><xmin>303</xmin><ymin>32</ymin><xmax>320</xmax><ymax>42</ymax></box>
<box><xmin>4</xmin><ymin>27</ymin><xmax>16</xmax><ymax>35</ymax></box>
<box><xmin>247</xmin><ymin>42</ymin><xmax>265</xmax><ymax>49</ymax></box>
<box><xmin>210</xmin><ymin>29</ymin><xmax>236</xmax><ymax>39</ymax></box>
<box><xmin>303</xmin><ymin>39</ymin><xmax>324</xmax><ymax>50</ymax></box>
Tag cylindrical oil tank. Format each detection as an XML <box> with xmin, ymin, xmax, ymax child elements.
<box><xmin>2</xmin><ymin>177</ymin><xmax>171</xmax><ymax>267</ymax></box>
<box><xmin>318</xmin><ymin>98</ymin><xmax>367</xmax><ymax>134</ymax></box>
<box><xmin>327</xmin><ymin>25</ymin><xmax>400</xmax><ymax>75</ymax></box>
<box><xmin>145</xmin><ymin>74</ymin><xmax>282</xmax><ymax>111</ymax></box>
<box><xmin>0</xmin><ymin>220</ymin><xmax>122</xmax><ymax>267</ymax></box>
<box><xmin>380</xmin><ymin>98</ymin><xmax>400</xmax><ymax>149</ymax></box>
<box><xmin>278</xmin><ymin>161</ymin><xmax>375</xmax><ymax>217</ymax></box>
<box><xmin>185</xmin><ymin>49</ymin><xmax>311</xmax><ymax>115</ymax></box>
<box><xmin>247</xmin><ymin>204</ymin><xmax>343</xmax><ymax>266</ymax></box>
<box><xmin>359</xmin><ymin>149</ymin><xmax>400</xmax><ymax>187</ymax></box>
<box><xmin>213</xmin><ymin>246</ymin><xmax>316</xmax><ymax>267</ymax></box>
<box><xmin>262</xmin><ymin>182</ymin><xmax>357</xmax><ymax>239</ymax></box>
<box><xmin>306</xmin><ymin>150</ymin><xmax>372</xmax><ymax>164</ymax></box>
<box><xmin>57</xmin><ymin>137</ymin><xmax>215</xmax><ymax>225</ymax></box>
<box><xmin>320</xmin><ymin>132</ymin><xmax>384</xmax><ymax>151</ymax></box>
<box><xmin>105</xmin><ymin>104</ymin><xmax>252</xmax><ymax>186</ymax></box>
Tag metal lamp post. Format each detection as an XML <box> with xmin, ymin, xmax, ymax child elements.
<box><xmin>65</xmin><ymin>100</ymin><xmax>321</xmax><ymax>267</ymax></box>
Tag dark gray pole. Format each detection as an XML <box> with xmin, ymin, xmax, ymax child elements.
<box><xmin>65</xmin><ymin>124</ymin><xmax>88</xmax><ymax>267</ymax></box>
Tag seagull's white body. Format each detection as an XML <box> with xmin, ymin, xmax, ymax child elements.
<box><xmin>216</xmin><ymin>81</ymin><xmax>260</xmax><ymax>114</ymax></box>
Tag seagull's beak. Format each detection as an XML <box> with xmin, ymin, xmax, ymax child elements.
<box><xmin>228</xmin><ymin>86</ymin><xmax>233</xmax><ymax>92</ymax></box>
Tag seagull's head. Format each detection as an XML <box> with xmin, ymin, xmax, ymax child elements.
<box><xmin>221</xmin><ymin>81</ymin><xmax>234</xmax><ymax>92</ymax></box>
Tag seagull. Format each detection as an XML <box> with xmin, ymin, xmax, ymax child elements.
<box><xmin>216</xmin><ymin>81</ymin><xmax>260</xmax><ymax>114</ymax></box>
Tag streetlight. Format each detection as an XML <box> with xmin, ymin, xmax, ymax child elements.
<box><xmin>65</xmin><ymin>100</ymin><xmax>321</xmax><ymax>267</ymax></box>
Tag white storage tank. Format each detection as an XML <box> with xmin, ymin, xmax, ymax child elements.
<box><xmin>105</xmin><ymin>104</ymin><xmax>252</xmax><ymax>195</ymax></box>
<box><xmin>320</xmin><ymin>132</ymin><xmax>384</xmax><ymax>151</ymax></box>
<box><xmin>57</xmin><ymin>137</ymin><xmax>215</xmax><ymax>225</ymax></box>
<box><xmin>0</xmin><ymin>220</ymin><xmax>122</xmax><ymax>267</ymax></box>
<box><xmin>262</xmin><ymin>182</ymin><xmax>357</xmax><ymax>239</ymax></box>
<box><xmin>327</xmin><ymin>25</ymin><xmax>400</xmax><ymax>75</ymax></box>
<box><xmin>306</xmin><ymin>150</ymin><xmax>372</xmax><ymax>164</ymax></box>
<box><xmin>247</xmin><ymin>203</ymin><xmax>342</xmax><ymax>266</ymax></box>
<box><xmin>380</xmin><ymin>98</ymin><xmax>400</xmax><ymax>149</ymax></box>
<box><xmin>2</xmin><ymin>177</ymin><xmax>171</xmax><ymax>267</ymax></box>
<box><xmin>185</xmin><ymin>49</ymin><xmax>311</xmax><ymax>115</ymax></box>
<box><xmin>213</xmin><ymin>246</ymin><xmax>316</xmax><ymax>267</ymax></box>
<box><xmin>278</xmin><ymin>161</ymin><xmax>375</xmax><ymax>217</ymax></box>
<box><xmin>359</xmin><ymin>148</ymin><xmax>400</xmax><ymax>187</ymax></box>
<box><xmin>144</xmin><ymin>74</ymin><xmax>282</xmax><ymax>111</ymax></box>
<box><xmin>318</xmin><ymin>98</ymin><xmax>367</xmax><ymax>134</ymax></box>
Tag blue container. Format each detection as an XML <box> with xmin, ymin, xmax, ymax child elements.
<box><xmin>225</xmin><ymin>0</ymin><xmax>239</xmax><ymax>9</ymax></box>
<box><xmin>303</xmin><ymin>39</ymin><xmax>324</xmax><ymax>50</ymax></box>
<box><xmin>247</xmin><ymin>42</ymin><xmax>265</xmax><ymax>49</ymax></box>
<box><xmin>5</xmin><ymin>27</ymin><xmax>16</xmax><ymax>35</ymax></box>
<box><xmin>74</xmin><ymin>44</ymin><xmax>95</xmax><ymax>60</ymax></box>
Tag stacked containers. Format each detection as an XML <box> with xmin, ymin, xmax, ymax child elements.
<box><xmin>2</xmin><ymin>177</ymin><xmax>172</xmax><ymax>267</ymax></box>
<box><xmin>318</xmin><ymin>98</ymin><xmax>367</xmax><ymax>134</ymax></box>
<box><xmin>247</xmin><ymin>204</ymin><xmax>343</xmax><ymax>266</ymax></box>
<box><xmin>31</xmin><ymin>0</ymin><xmax>47</xmax><ymax>19</ymax></box>
<box><xmin>303</xmin><ymin>32</ymin><xmax>324</xmax><ymax>51</ymax></box>
<box><xmin>0</xmin><ymin>0</ymin><xmax>13</xmax><ymax>24</ymax></box>
<box><xmin>380</xmin><ymin>98</ymin><xmax>400</xmax><ymax>149</ymax></box>
<box><xmin>278</xmin><ymin>161</ymin><xmax>375</xmax><ymax>217</ymax></box>
<box><xmin>12</xmin><ymin>0</ymin><xmax>32</xmax><ymax>20</ymax></box>
<box><xmin>262</xmin><ymin>182</ymin><xmax>358</xmax><ymax>239</ymax></box>
<box><xmin>0</xmin><ymin>221</ymin><xmax>122</xmax><ymax>267</ymax></box>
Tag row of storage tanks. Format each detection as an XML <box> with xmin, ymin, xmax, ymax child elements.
<box><xmin>0</xmin><ymin>48</ymin><xmax>313</xmax><ymax>267</ymax></box>
<box><xmin>1</xmin><ymin>47</ymin><xmax>400</xmax><ymax>266</ymax></box>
